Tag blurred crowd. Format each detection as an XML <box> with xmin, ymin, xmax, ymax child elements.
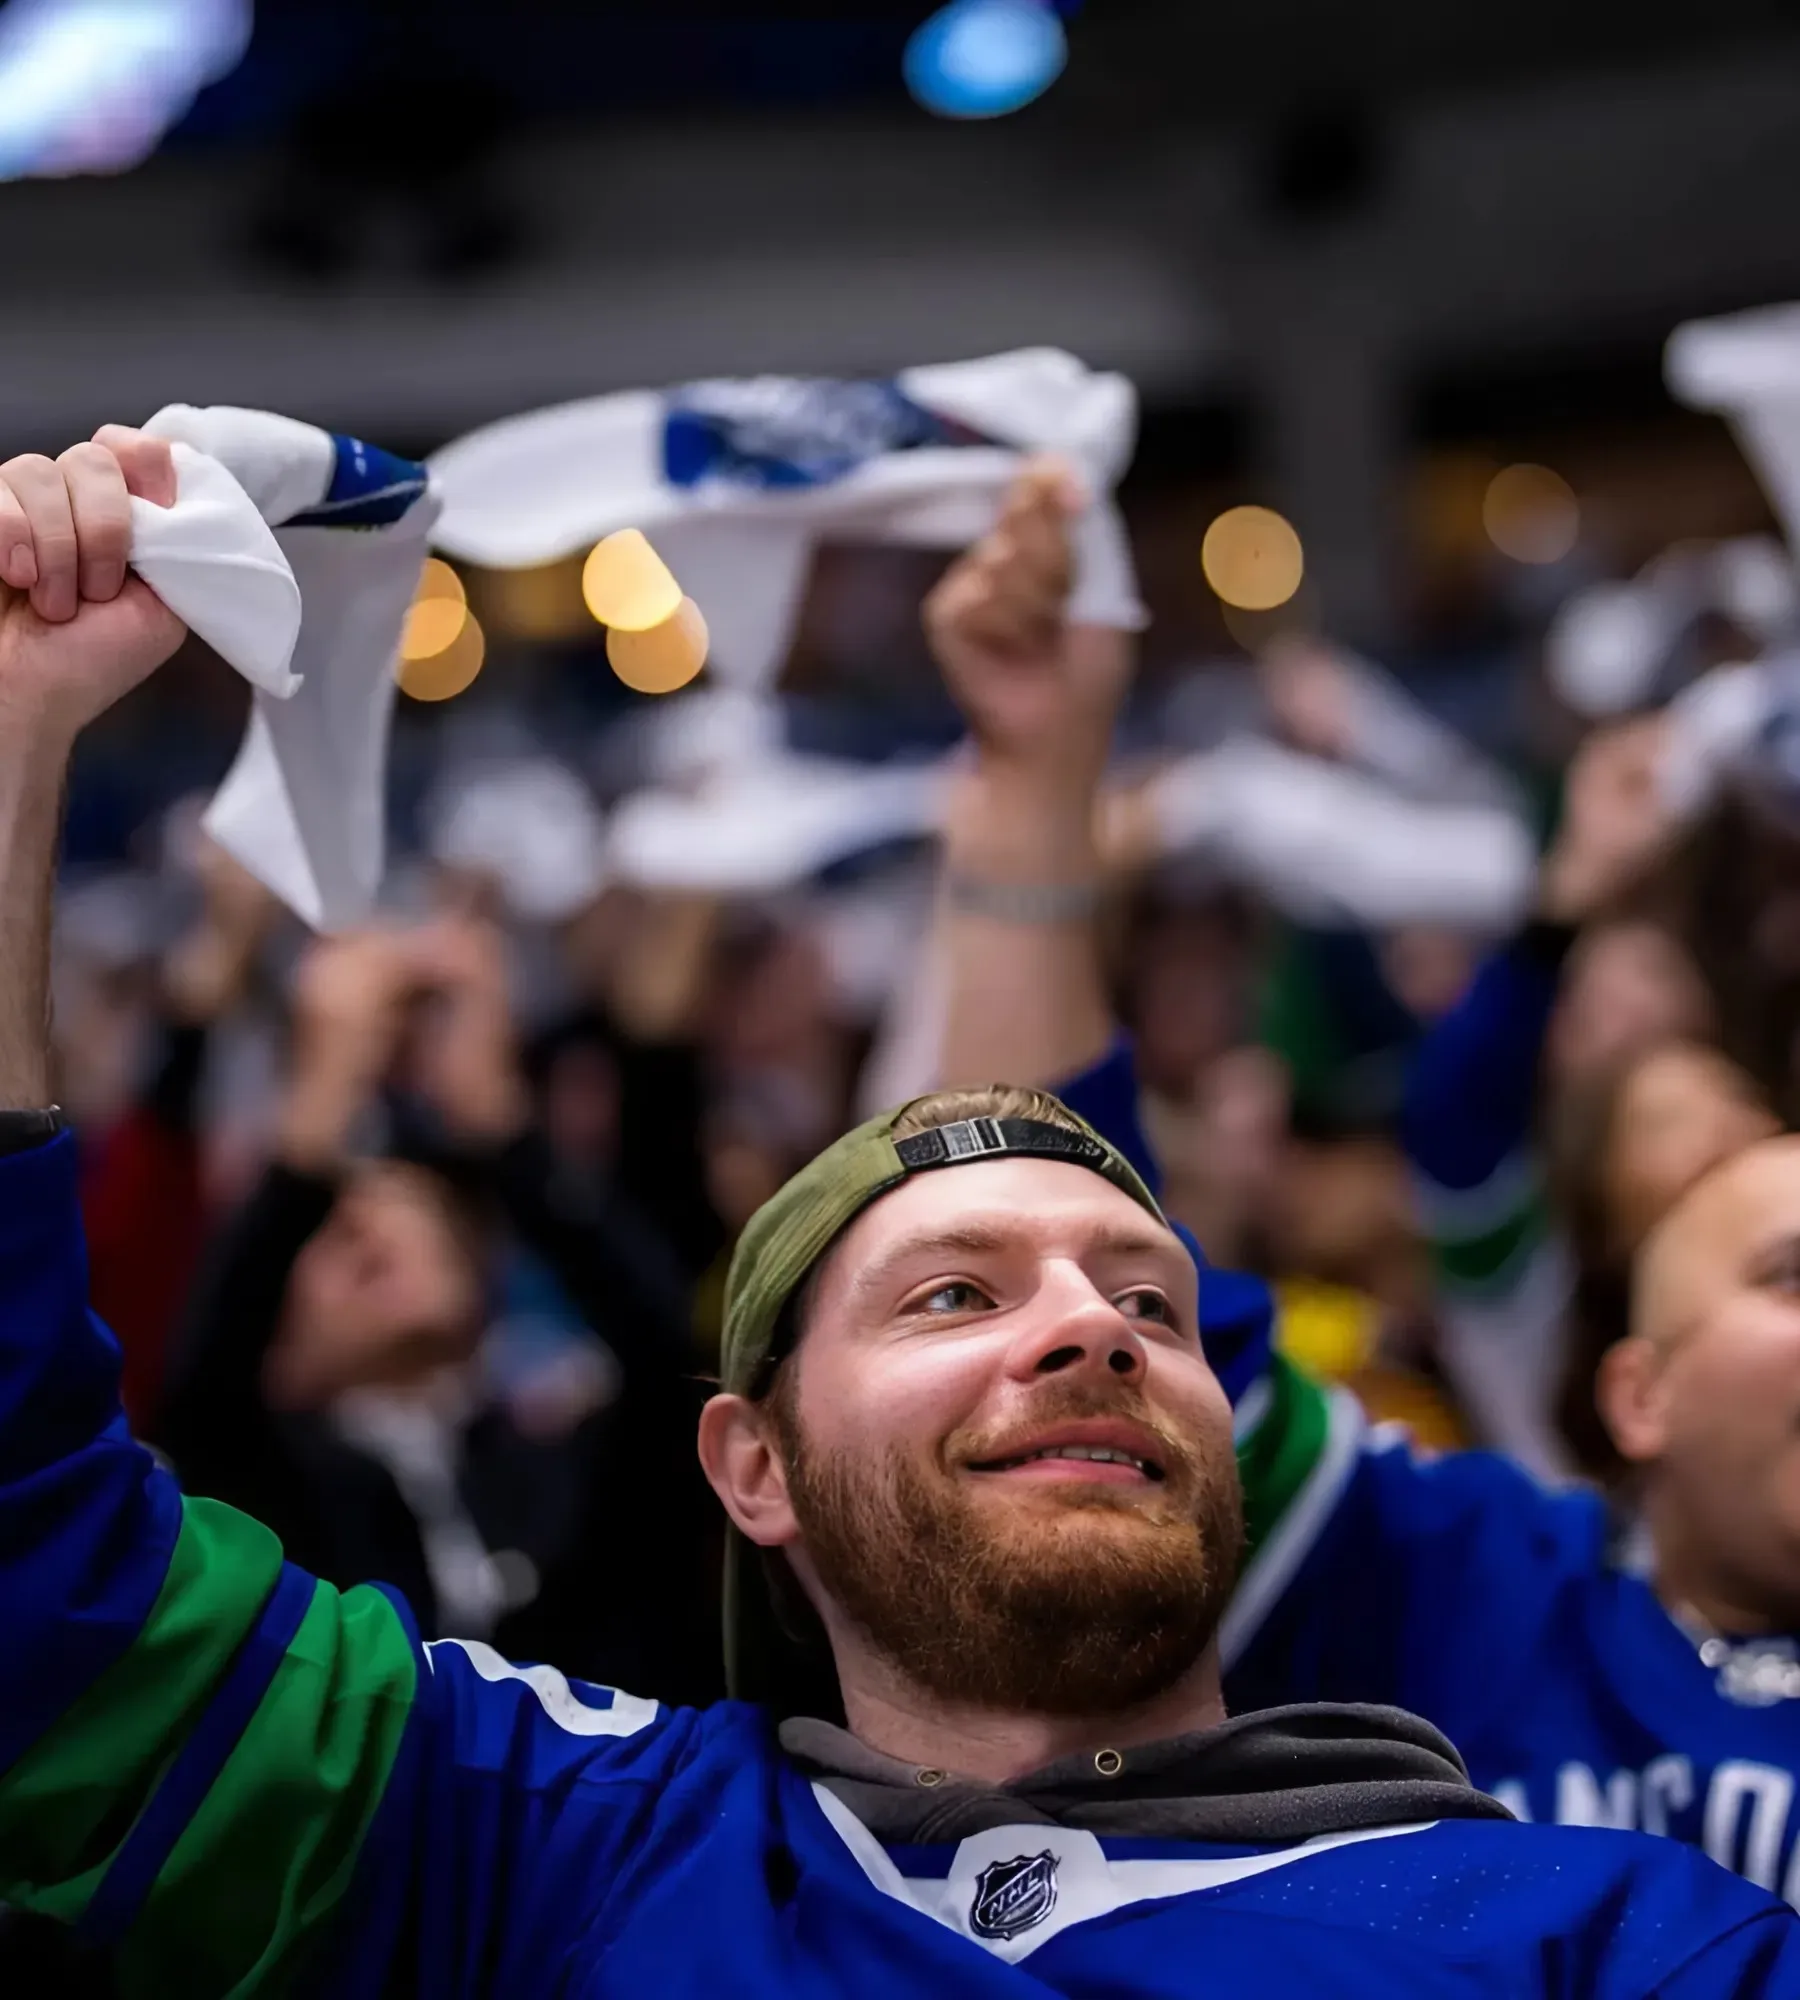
<box><xmin>50</xmin><ymin>474</ymin><xmax>1800</xmax><ymax>1533</ymax></box>
<box><xmin>12</xmin><ymin>397</ymin><xmax>1800</xmax><ymax>1981</ymax></box>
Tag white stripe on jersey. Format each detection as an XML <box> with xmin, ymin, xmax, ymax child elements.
<box><xmin>426</xmin><ymin>1638</ymin><xmax>659</xmax><ymax>1738</ymax></box>
<box><xmin>1219</xmin><ymin>1386</ymin><xmax>1367</xmax><ymax>1671</ymax></box>
<box><xmin>813</xmin><ymin>1785</ymin><xmax>1434</xmax><ymax>1965</ymax></box>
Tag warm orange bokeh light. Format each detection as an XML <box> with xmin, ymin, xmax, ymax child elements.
<box><xmin>1483</xmin><ymin>464</ymin><xmax>1580</xmax><ymax>565</ymax></box>
<box><xmin>583</xmin><ymin>529</ymin><xmax>683</xmax><ymax>631</ymax></box>
<box><xmin>1202</xmin><ymin>506</ymin><xmax>1305</xmax><ymax>611</ymax></box>
<box><xmin>397</xmin><ymin>609</ymin><xmax>487</xmax><ymax>700</ymax></box>
<box><xmin>607</xmin><ymin>597</ymin><xmax>710</xmax><ymax>694</ymax></box>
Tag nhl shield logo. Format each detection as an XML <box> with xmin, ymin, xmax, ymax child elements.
<box><xmin>969</xmin><ymin>1850</ymin><xmax>1060</xmax><ymax>1941</ymax></box>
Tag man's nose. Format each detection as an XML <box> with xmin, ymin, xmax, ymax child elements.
<box><xmin>1002</xmin><ymin>1273</ymin><xmax>1147</xmax><ymax>1386</ymax></box>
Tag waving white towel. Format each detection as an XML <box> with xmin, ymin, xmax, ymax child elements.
<box><xmin>126</xmin><ymin>406</ymin><xmax>438</xmax><ymax>931</ymax></box>
<box><xmin>429</xmin><ymin>348</ymin><xmax>1147</xmax><ymax>686</ymax></box>
<box><xmin>1668</xmin><ymin>303</ymin><xmax>1800</xmax><ymax>546</ymax></box>
<box><xmin>1149</xmin><ymin>737</ymin><xmax>1536</xmax><ymax>932</ymax></box>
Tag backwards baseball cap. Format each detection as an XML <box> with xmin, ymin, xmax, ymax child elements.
<box><xmin>718</xmin><ymin>1088</ymin><xmax>1168</xmax><ymax>1710</ymax></box>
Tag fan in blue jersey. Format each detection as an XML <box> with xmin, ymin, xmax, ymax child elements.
<box><xmin>1</xmin><ymin>436</ymin><xmax>1796</xmax><ymax>1997</ymax></box>
<box><xmin>927</xmin><ymin>460</ymin><xmax>1800</xmax><ymax>1922</ymax></box>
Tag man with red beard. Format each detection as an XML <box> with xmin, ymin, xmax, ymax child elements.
<box><xmin>0</xmin><ymin>430</ymin><xmax>1796</xmax><ymax>1996</ymax></box>
<box><xmin>922</xmin><ymin>455</ymin><xmax>1800</xmax><ymax>1920</ymax></box>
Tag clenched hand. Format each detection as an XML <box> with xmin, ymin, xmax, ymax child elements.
<box><xmin>0</xmin><ymin>427</ymin><xmax>187</xmax><ymax>747</ymax></box>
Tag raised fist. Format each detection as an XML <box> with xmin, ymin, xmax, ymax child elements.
<box><xmin>1539</xmin><ymin>715</ymin><xmax>1675</xmax><ymax>924</ymax></box>
<box><xmin>0</xmin><ymin>426</ymin><xmax>187</xmax><ymax>744</ymax></box>
<box><xmin>289</xmin><ymin>930</ymin><xmax>419</xmax><ymax>1086</ymax></box>
<box><xmin>1260</xmin><ymin>635</ymin><xmax>1357</xmax><ymax>762</ymax></box>
<box><xmin>407</xmin><ymin>915</ymin><xmax>528</xmax><ymax>1143</ymax></box>
<box><xmin>923</xmin><ymin>458</ymin><xmax>1131</xmax><ymax>774</ymax></box>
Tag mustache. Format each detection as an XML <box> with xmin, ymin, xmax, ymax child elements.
<box><xmin>948</xmin><ymin>1384</ymin><xmax>1199</xmax><ymax>1479</ymax></box>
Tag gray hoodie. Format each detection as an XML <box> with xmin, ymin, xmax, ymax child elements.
<box><xmin>780</xmin><ymin>1702</ymin><xmax>1512</xmax><ymax>1846</ymax></box>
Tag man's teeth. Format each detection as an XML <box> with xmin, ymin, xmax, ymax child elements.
<box><xmin>1005</xmin><ymin>1445</ymin><xmax>1150</xmax><ymax>1471</ymax></box>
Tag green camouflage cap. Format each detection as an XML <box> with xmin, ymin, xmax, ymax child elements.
<box><xmin>718</xmin><ymin>1090</ymin><xmax>1167</xmax><ymax>1708</ymax></box>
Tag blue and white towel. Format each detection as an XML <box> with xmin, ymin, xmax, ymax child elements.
<box><xmin>428</xmin><ymin>348</ymin><xmax>1148</xmax><ymax>687</ymax></box>
<box><xmin>125</xmin><ymin>405</ymin><xmax>438</xmax><ymax>931</ymax></box>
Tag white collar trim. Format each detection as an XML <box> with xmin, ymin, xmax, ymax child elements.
<box><xmin>811</xmin><ymin>1784</ymin><xmax>1434</xmax><ymax>1964</ymax></box>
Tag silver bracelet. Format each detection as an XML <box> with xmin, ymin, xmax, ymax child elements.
<box><xmin>944</xmin><ymin>871</ymin><xmax>1104</xmax><ymax>924</ymax></box>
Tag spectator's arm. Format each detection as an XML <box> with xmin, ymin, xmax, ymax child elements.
<box><xmin>155</xmin><ymin>1159</ymin><xmax>338</xmax><ymax>1482</ymax></box>
<box><xmin>1405</xmin><ymin>714</ymin><xmax>1678</xmax><ymax>1227</ymax></box>
<box><xmin>159</xmin><ymin>929</ymin><xmax>414</xmax><ymax>1485</ymax></box>
<box><xmin>1401</xmin><ymin>920</ymin><xmax>1571</xmax><ymax>1217</ymax></box>
<box><xmin>159</xmin><ymin>835</ymin><xmax>277</xmax><ymax>1044</ymax></box>
<box><xmin>1401</xmin><ymin>720</ymin><xmax>1678</xmax><ymax>1471</ymax></box>
<box><xmin>1261</xmin><ymin>636</ymin><xmax>1520</xmax><ymax>812</ymax></box>
<box><xmin>0</xmin><ymin>475</ymin><xmax>418</xmax><ymax>1992</ymax></box>
<box><xmin>410</xmin><ymin>913</ymin><xmax>702</xmax><ymax>1380</ymax></box>
<box><xmin>603</xmin><ymin>892</ymin><xmax>721</xmax><ymax>1046</ymax></box>
<box><xmin>487</xmin><ymin>1126</ymin><xmax>698</xmax><ymax>1379</ymax></box>
<box><xmin>922</xmin><ymin>462</ymin><xmax>1127</xmax><ymax>1090</ymax></box>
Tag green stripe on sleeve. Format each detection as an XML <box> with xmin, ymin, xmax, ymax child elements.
<box><xmin>1223</xmin><ymin>1356</ymin><xmax>1367</xmax><ymax>1669</ymax></box>
<box><xmin>125</xmin><ymin>1577</ymin><xmax>415</xmax><ymax>1998</ymax></box>
<box><xmin>1431</xmin><ymin>1193</ymin><xmax>1550</xmax><ymax>1296</ymax></box>
<box><xmin>1413</xmin><ymin>1148</ymin><xmax>1552</xmax><ymax>1301</ymax></box>
<box><xmin>1</xmin><ymin>1496</ymin><xmax>416</xmax><ymax>1997</ymax></box>
<box><xmin>0</xmin><ymin>1497</ymin><xmax>284</xmax><ymax>1920</ymax></box>
<box><xmin>1235</xmin><ymin>1350</ymin><xmax>1331</xmax><ymax>1568</ymax></box>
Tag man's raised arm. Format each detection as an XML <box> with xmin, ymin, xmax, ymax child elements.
<box><xmin>922</xmin><ymin>463</ymin><xmax>1128</xmax><ymax>1096</ymax></box>
<box><xmin>0</xmin><ymin>433</ymin><xmax>416</xmax><ymax>1995</ymax></box>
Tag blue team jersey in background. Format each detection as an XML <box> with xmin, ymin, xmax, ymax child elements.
<box><xmin>1058</xmin><ymin>1038</ymin><xmax>1800</xmax><ymax>1908</ymax></box>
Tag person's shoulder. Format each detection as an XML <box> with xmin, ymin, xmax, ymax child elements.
<box><xmin>415</xmin><ymin>1636</ymin><xmax>769</xmax><ymax>1793</ymax></box>
<box><xmin>1361</xmin><ymin>1817</ymin><xmax>1796</xmax><ymax>1987</ymax></box>
<box><xmin>1359</xmin><ymin>1433</ymin><xmax>1609</xmax><ymax>1559</ymax></box>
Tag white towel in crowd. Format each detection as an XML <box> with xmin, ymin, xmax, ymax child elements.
<box><xmin>429</xmin><ymin>348</ymin><xmax>1148</xmax><ymax>686</ymax></box>
<box><xmin>111</xmin><ymin>356</ymin><xmax>1136</xmax><ymax>930</ymax></box>
<box><xmin>126</xmin><ymin>404</ymin><xmax>437</xmax><ymax>931</ymax></box>
<box><xmin>1668</xmin><ymin>302</ymin><xmax>1800</xmax><ymax>549</ymax></box>
<box><xmin>1148</xmin><ymin>737</ymin><xmax>1537</xmax><ymax>932</ymax></box>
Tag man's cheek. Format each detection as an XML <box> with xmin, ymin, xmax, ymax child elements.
<box><xmin>859</xmin><ymin>1360</ymin><xmax>981</xmax><ymax>1449</ymax></box>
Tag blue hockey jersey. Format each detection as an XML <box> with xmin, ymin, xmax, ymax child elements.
<box><xmin>1057</xmin><ymin>1039</ymin><xmax>1800</xmax><ymax>1911</ymax></box>
<box><xmin>3</xmin><ymin>1130</ymin><xmax>1799</xmax><ymax>1994</ymax></box>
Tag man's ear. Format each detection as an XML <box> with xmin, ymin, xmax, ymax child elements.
<box><xmin>1595</xmin><ymin>1335</ymin><xmax>1672</xmax><ymax>1465</ymax></box>
<box><xmin>697</xmin><ymin>1393</ymin><xmax>799</xmax><ymax>1549</ymax></box>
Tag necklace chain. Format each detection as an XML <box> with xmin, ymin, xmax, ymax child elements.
<box><xmin>1674</xmin><ymin>1604</ymin><xmax>1800</xmax><ymax>1706</ymax></box>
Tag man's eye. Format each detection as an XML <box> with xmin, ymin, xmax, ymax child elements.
<box><xmin>1117</xmin><ymin>1289</ymin><xmax>1174</xmax><ymax>1325</ymax></box>
<box><xmin>1762</xmin><ymin>1253</ymin><xmax>1800</xmax><ymax>1296</ymax></box>
<box><xmin>919</xmin><ymin>1281</ymin><xmax>993</xmax><ymax>1315</ymax></box>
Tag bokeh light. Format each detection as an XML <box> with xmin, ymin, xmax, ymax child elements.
<box><xmin>904</xmin><ymin>0</ymin><xmax>1068</xmax><ymax>120</ymax></box>
<box><xmin>607</xmin><ymin>597</ymin><xmax>710</xmax><ymax>695</ymax></box>
<box><xmin>1202</xmin><ymin>506</ymin><xmax>1306</xmax><ymax>612</ymax></box>
<box><xmin>401</xmin><ymin>597</ymin><xmax>467</xmax><ymax>661</ymax></box>
<box><xmin>582</xmin><ymin>529</ymin><xmax>682</xmax><ymax>631</ymax></box>
<box><xmin>1482</xmin><ymin>464</ymin><xmax>1580</xmax><ymax>565</ymax></box>
<box><xmin>397</xmin><ymin>608</ymin><xmax>486</xmax><ymax>701</ymax></box>
<box><xmin>400</xmin><ymin>559</ymin><xmax>469</xmax><ymax>661</ymax></box>
<box><xmin>416</xmin><ymin>557</ymin><xmax>465</xmax><ymax>605</ymax></box>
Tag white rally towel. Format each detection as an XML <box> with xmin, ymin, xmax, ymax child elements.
<box><xmin>1668</xmin><ymin>303</ymin><xmax>1800</xmax><ymax>547</ymax></box>
<box><xmin>428</xmin><ymin>348</ymin><xmax>1148</xmax><ymax>685</ymax></box>
<box><xmin>128</xmin><ymin>406</ymin><xmax>438</xmax><ymax>931</ymax></box>
<box><xmin>1147</xmin><ymin>737</ymin><xmax>1537</xmax><ymax>932</ymax></box>
<box><xmin>606</xmin><ymin>751</ymin><xmax>945</xmax><ymax>898</ymax></box>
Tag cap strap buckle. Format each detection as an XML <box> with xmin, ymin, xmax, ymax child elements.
<box><xmin>895</xmin><ymin>1115</ymin><xmax>1110</xmax><ymax>1175</ymax></box>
